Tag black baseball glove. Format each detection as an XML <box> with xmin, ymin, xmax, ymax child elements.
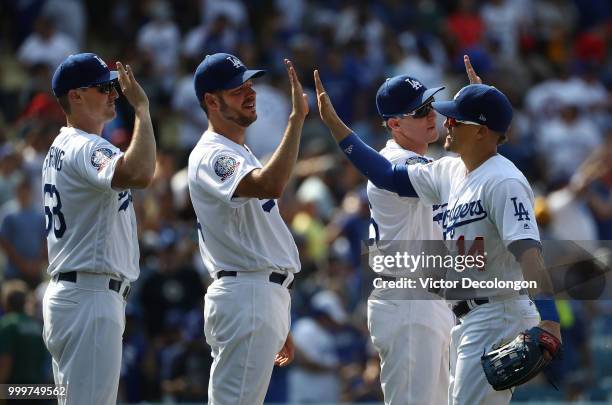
<box><xmin>481</xmin><ymin>326</ymin><xmax>562</xmax><ymax>391</ymax></box>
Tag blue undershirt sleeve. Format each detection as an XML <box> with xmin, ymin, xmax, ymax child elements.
<box><xmin>508</xmin><ymin>239</ymin><xmax>542</xmax><ymax>261</ymax></box>
<box><xmin>338</xmin><ymin>133</ymin><xmax>418</xmax><ymax>197</ymax></box>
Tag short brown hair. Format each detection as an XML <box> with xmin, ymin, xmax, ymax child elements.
<box><xmin>57</xmin><ymin>95</ymin><xmax>70</xmax><ymax>114</ymax></box>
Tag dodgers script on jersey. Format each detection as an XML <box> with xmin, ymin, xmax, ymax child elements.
<box><xmin>406</xmin><ymin>154</ymin><xmax>540</xmax><ymax>298</ymax></box>
<box><xmin>188</xmin><ymin>130</ymin><xmax>300</xmax><ymax>274</ymax></box>
<box><xmin>42</xmin><ymin>127</ymin><xmax>139</xmax><ymax>281</ymax></box>
<box><xmin>367</xmin><ymin>140</ymin><xmax>443</xmax><ymax>278</ymax></box>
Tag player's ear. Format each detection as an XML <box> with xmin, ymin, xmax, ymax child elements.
<box><xmin>387</xmin><ymin>117</ymin><xmax>400</xmax><ymax>130</ymax></box>
<box><xmin>477</xmin><ymin>125</ymin><xmax>489</xmax><ymax>140</ymax></box>
<box><xmin>67</xmin><ymin>89</ymin><xmax>82</xmax><ymax>105</ymax></box>
<box><xmin>204</xmin><ymin>93</ymin><xmax>219</xmax><ymax>111</ymax></box>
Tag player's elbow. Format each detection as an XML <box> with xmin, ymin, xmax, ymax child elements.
<box><xmin>234</xmin><ymin>170</ymin><xmax>286</xmax><ymax>198</ymax></box>
<box><xmin>261</xmin><ymin>183</ymin><xmax>284</xmax><ymax>199</ymax></box>
<box><xmin>130</xmin><ymin>173</ymin><xmax>154</xmax><ymax>189</ymax></box>
<box><xmin>111</xmin><ymin>171</ymin><xmax>154</xmax><ymax>189</ymax></box>
<box><xmin>112</xmin><ymin>157</ymin><xmax>155</xmax><ymax>189</ymax></box>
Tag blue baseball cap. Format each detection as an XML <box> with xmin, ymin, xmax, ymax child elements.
<box><xmin>52</xmin><ymin>53</ymin><xmax>118</xmax><ymax>97</ymax></box>
<box><xmin>432</xmin><ymin>84</ymin><xmax>513</xmax><ymax>133</ymax></box>
<box><xmin>376</xmin><ymin>75</ymin><xmax>444</xmax><ymax>119</ymax></box>
<box><xmin>194</xmin><ymin>53</ymin><xmax>265</xmax><ymax>101</ymax></box>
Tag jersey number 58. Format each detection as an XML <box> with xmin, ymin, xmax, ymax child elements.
<box><xmin>44</xmin><ymin>183</ymin><xmax>66</xmax><ymax>238</ymax></box>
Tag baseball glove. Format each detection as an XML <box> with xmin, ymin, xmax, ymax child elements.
<box><xmin>481</xmin><ymin>327</ymin><xmax>562</xmax><ymax>391</ymax></box>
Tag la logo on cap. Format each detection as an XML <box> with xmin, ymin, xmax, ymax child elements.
<box><xmin>226</xmin><ymin>56</ymin><xmax>244</xmax><ymax>69</ymax></box>
<box><xmin>93</xmin><ymin>55</ymin><xmax>108</xmax><ymax>69</ymax></box>
<box><xmin>405</xmin><ymin>78</ymin><xmax>422</xmax><ymax>90</ymax></box>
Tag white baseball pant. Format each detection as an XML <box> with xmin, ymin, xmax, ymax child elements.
<box><xmin>204</xmin><ymin>271</ymin><xmax>291</xmax><ymax>405</ymax></box>
<box><xmin>368</xmin><ymin>295</ymin><xmax>454</xmax><ymax>405</ymax></box>
<box><xmin>42</xmin><ymin>273</ymin><xmax>127</xmax><ymax>405</ymax></box>
<box><xmin>449</xmin><ymin>296</ymin><xmax>539</xmax><ymax>405</ymax></box>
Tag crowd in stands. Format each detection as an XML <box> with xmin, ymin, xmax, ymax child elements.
<box><xmin>0</xmin><ymin>0</ymin><xmax>611</xmax><ymax>402</ymax></box>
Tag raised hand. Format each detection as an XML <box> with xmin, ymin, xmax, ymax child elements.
<box><xmin>464</xmin><ymin>55</ymin><xmax>482</xmax><ymax>85</ymax></box>
<box><xmin>116</xmin><ymin>61</ymin><xmax>149</xmax><ymax>112</ymax></box>
<box><xmin>285</xmin><ymin>59</ymin><xmax>308</xmax><ymax>119</ymax></box>
<box><xmin>314</xmin><ymin>69</ymin><xmax>352</xmax><ymax>141</ymax></box>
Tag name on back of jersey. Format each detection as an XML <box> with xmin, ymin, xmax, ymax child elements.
<box><xmin>44</xmin><ymin>146</ymin><xmax>65</xmax><ymax>171</ymax></box>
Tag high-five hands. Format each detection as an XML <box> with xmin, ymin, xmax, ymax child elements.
<box><xmin>313</xmin><ymin>69</ymin><xmax>352</xmax><ymax>141</ymax></box>
<box><xmin>285</xmin><ymin>59</ymin><xmax>308</xmax><ymax>120</ymax></box>
<box><xmin>464</xmin><ymin>55</ymin><xmax>482</xmax><ymax>85</ymax></box>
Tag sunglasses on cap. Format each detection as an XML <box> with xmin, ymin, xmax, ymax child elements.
<box><xmin>447</xmin><ymin>117</ymin><xmax>482</xmax><ymax>128</ymax></box>
<box><xmin>78</xmin><ymin>81</ymin><xmax>117</xmax><ymax>94</ymax></box>
<box><xmin>399</xmin><ymin>101</ymin><xmax>434</xmax><ymax>119</ymax></box>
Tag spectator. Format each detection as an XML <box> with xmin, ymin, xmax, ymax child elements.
<box><xmin>445</xmin><ymin>0</ymin><xmax>485</xmax><ymax>52</ymax></box>
<box><xmin>136</xmin><ymin>0</ymin><xmax>181</xmax><ymax>94</ymax></box>
<box><xmin>40</xmin><ymin>0</ymin><xmax>87</xmax><ymax>47</ymax></box>
<box><xmin>289</xmin><ymin>290</ymin><xmax>347</xmax><ymax>403</ymax></box>
<box><xmin>536</xmin><ymin>95</ymin><xmax>602</xmax><ymax>184</ymax></box>
<box><xmin>17</xmin><ymin>15</ymin><xmax>78</xmax><ymax>70</ymax></box>
<box><xmin>0</xmin><ymin>175</ymin><xmax>46</xmax><ymax>287</ymax></box>
<box><xmin>171</xmin><ymin>58</ymin><xmax>209</xmax><ymax>151</ymax></box>
<box><xmin>480</xmin><ymin>0</ymin><xmax>530</xmax><ymax>58</ymax></box>
<box><xmin>0</xmin><ymin>280</ymin><xmax>49</xmax><ymax>386</ymax></box>
<box><xmin>139</xmin><ymin>227</ymin><xmax>205</xmax><ymax>338</ymax></box>
<box><xmin>0</xmin><ymin>146</ymin><xmax>23</xmax><ymax>207</ymax></box>
<box><xmin>182</xmin><ymin>14</ymin><xmax>242</xmax><ymax>59</ymax></box>
<box><xmin>200</xmin><ymin>0</ymin><xmax>248</xmax><ymax>27</ymax></box>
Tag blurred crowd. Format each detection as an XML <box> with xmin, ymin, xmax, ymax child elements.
<box><xmin>0</xmin><ymin>0</ymin><xmax>612</xmax><ymax>403</ymax></box>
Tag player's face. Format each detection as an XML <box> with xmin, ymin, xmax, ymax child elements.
<box><xmin>217</xmin><ymin>80</ymin><xmax>257</xmax><ymax>127</ymax></box>
<box><xmin>76</xmin><ymin>81</ymin><xmax>119</xmax><ymax>122</ymax></box>
<box><xmin>394</xmin><ymin>101</ymin><xmax>438</xmax><ymax>144</ymax></box>
<box><xmin>443</xmin><ymin>117</ymin><xmax>480</xmax><ymax>153</ymax></box>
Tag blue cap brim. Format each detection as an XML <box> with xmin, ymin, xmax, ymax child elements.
<box><xmin>91</xmin><ymin>70</ymin><xmax>119</xmax><ymax>86</ymax></box>
<box><xmin>222</xmin><ymin>69</ymin><xmax>266</xmax><ymax>90</ymax></box>
<box><xmin>431</xmin><ymin>100</ymin><xmax>464</xmax><ymax>120</ymax></box>
<box><xmin>422</xmin><ymin>86</ymin><xmax>445</xmax><ymax>104</ymax></box>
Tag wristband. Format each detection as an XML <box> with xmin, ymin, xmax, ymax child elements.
<box><xmin>534</xmin><ymin>297</ymin><xmax>560</xmax><ymax>322</ymax></box>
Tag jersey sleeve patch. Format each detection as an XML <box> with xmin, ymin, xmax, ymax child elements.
<box><xmin>213</xmin><ymin>155</ymin><xmax>241</xmax><ymax>182</ymax></box>
<box><xmin>90</xmin><ymin>147</ymin><xmax>116</xmax><ymax>171</ymax></box>
<box><xmin>405</xmin><ymin>156</ymin><xmax>432</xmax><ymax>165</ymax></box>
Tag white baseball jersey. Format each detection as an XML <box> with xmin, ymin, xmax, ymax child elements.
<box><xmin>188</xmin><ymin>130</ymin><xmax>300</xmax><ymax>275</ymax></box>
<box><xmin>367</xmin><ymin>140</ymin><xmax>443</xmax><ymax>277</ymax></box>
<box><xmin>42</xmin><ymin>126</ymin><xmax>139</xmax><ymax>281</ymax></box>
<box><xmin>367</xmin><ymin>140</ymin><xmax>454</xmax><ymax>405</ymax></box>
<box><xmin>406</xmin><ymin>154</ymin><xmax>540</xmax><ymax>298</ymax></box>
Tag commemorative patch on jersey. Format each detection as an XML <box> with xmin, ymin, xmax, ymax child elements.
<box><xmin>213</xmin><ymin>155</ymin><xmax>240</xmax><ymax>182</ymax></box>
<box><xmin>405</xmin><ymin>156</ymin><xmax>431</xmax><ymax>165</ymax></box>
<box><xmin>90</xmin><ymin>147</ymin><xmax>116</xmax><ymax>171</ymax></box>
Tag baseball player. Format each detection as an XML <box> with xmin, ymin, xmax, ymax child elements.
<box><xmin>188</xmin><ymin>53</ymin><xmax>307</xmax><ymax>405</ymax></box>
<box><xmin>42</xmin><ymin>53</ymin><xmax>156</xmax><ymax>405</ymax></box>
<box><xmin>367</xmin><ymin>75</ymin><xmax>454</xmax><ymax>405</ymax></box>
<box><xmin>314</xmin><ymin>60</ymin><xmax>561</xmax><ymax>404</ymax></box>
